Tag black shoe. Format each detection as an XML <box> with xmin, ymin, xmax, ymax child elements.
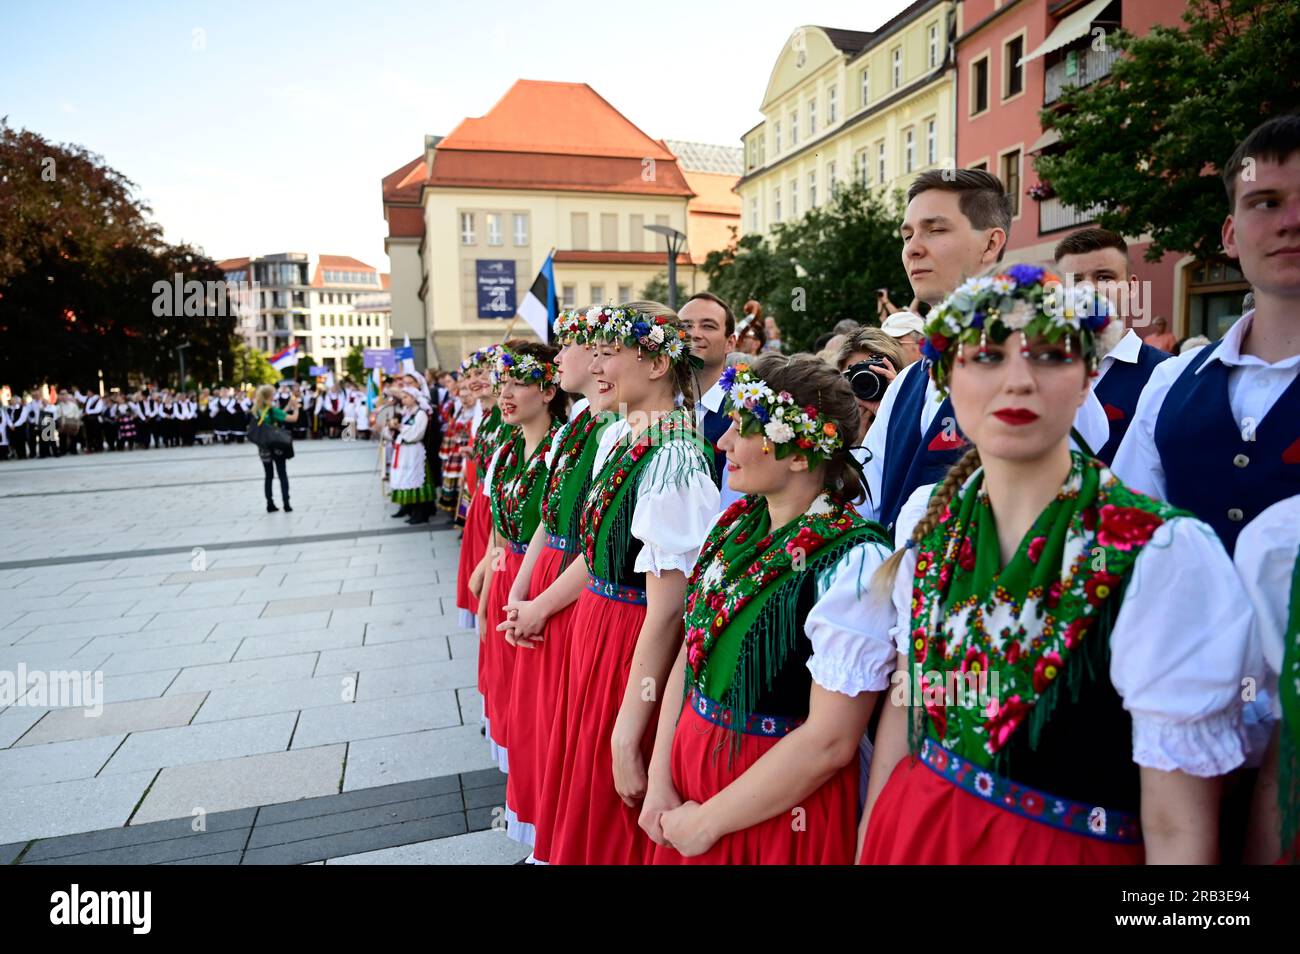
<box><xmin>283</xmin><ymin>500</ymin><xmax>293</xmax><ymax>512</ymax></box>
<box><xmin>405</xmin><ymin>512</ymin><xmax>430</xmax><ymax>525</ymax></box>
<box><xmin>391</xmin><ymin>505</ymin><xmax>410</xmax><ymax>519</ymax></box>
<box><xmin>267</xmin><ymin>500</ymin><xmax>278</xmax><ymax>512</ymax></box>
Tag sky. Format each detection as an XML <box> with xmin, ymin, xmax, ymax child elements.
<box><xmin>1</xmin><ymin>0</ymin><xmax>913</xmax><ymax>270</ymax></box>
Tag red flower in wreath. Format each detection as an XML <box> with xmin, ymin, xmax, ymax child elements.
<box><xmin>1032</xmin><ymin>651</ymin><xmax>1063</xmax><ymax>692</ymax></box>
<box><xmin>1084</xmin><ymin>571</ymin><xmax>1121</xmax><ymax>606</ymax></box>
<box><xmin>1096</xmin><ymin>505</ymin><xmax>1163</xmax><ymax>551</ymax></box>
<box><xmin>1063</xmin><ymin>617</ymin><xmax>1090</xmax><ymax>650</ymax></box>
<box><xmin>984</xmin><ymin>694</ymin><xmax>1030</xmax><ymax>753</ymax></box>
<box><xmin>796</xmin><ymin>437</ymin><xmax>813</xmax><ymax>450</ymax></box>
<box><xmin>1027</xmin><ymin>535</ymin><xmax>1046</xmax><ymax>564</ymax></box>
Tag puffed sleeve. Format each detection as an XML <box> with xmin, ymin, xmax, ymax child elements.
<box><xmin>1110</xmin><ymin>516</ymin><xmax>1257</xmax><ymax>777</ymax></box>
<box><xmin>481</xmin><ymin>444</ymin><xmax>504</xmax><ymax>500</ymax></box>
<box><xmin>544</xmin><ymin>420</ymin><xmax>570</xmax><ymax>469</ymax></box>
<box><xmin>630</xmin><ymin>440</ymin><xmax>720</xmax><ymax>576</ymax></box>
<box><xmin>1235</xmin><ymin>495</ymin><xmax>1300</xmax><ymax>720</ymax></box>
<box><xmin>805</xmin><ymin>538</ymin><xmax>899</xmax><ymax>695</ymax></box>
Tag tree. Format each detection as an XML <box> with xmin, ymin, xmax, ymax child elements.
<box><xmin>1036</xmin><ymin>0</ymin><xmax>1300</xmax><ymax>262</ymax></box>
<box><xmin>638</xmin><ymin>272</ymin><xmax>687</xmax><ymax>307</ymax></box>
<box><xmin>344</xmin><ymin>344</ymin><xmax>365</xmax><ymax>382</ymax></box>
<box><xmin>231</xmin><ymin>341</ymin><xmax>278</xmax><ymax>387</ymax></box>
<box><xmin>295</xmin><ymin>354</ymin><xmax>316</xmax><ymax>380</ymax></box>
<box><xmin>0</xmin><ymin>118</ymin><xmax>236</xmax><ymax>389</ymax></box>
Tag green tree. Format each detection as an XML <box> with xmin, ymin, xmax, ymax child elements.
<box><xmin>231</xmin><ymin>341</ymin><xmax>278</xmax><ymax>387</ymax></box>
<box><xmin>701</xmin><ymin>230</ymin><xmax>795</xmax><ymax>325</ymax></box>
<box><xmin>344</xmin><ymin>344</ymin><xmax>365</xmax><ymax>382</ymax></box>
<box><xmin>1036</xmin><ymin>0</ymin><xmax>1300</xmax><ymax>262</ymax></box>
<box><xmin>295</xmin><ymin>354</ymin><xmax>316</xmax><ymax>380</ymax></box>
<box><xmin>638</xmin><ymin>272</ymin><xmax>687</xmax><ymax>307</ymax></box>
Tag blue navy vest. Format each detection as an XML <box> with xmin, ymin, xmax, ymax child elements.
<box><xmin>1094</xmin><ymin>343</ymin><xmax>1171</xmax><ymax>465</ymax></box>
<box><xmin>877</xmin><ymin>361</ymin><xmax>969</xmax><ymax>532</ymax></box>
<box><xmin>1153</xmin><ymin>341</ymin><xmax>1300</xmax><ymax>555</ymax></box>
<box><xmin>699</xmin><ymin>405</ymin><xmax>730</xmax><ymax>489</ymax></box>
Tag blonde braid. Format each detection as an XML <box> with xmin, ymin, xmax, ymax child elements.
<box><xmin>869</xmin><ymin>446</ymin><xmax>983</xmax><ymax>599</ymax></box>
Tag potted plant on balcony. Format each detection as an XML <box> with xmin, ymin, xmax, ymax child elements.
<box><xmin>1027</xmin><ymin>181</ymin><xmax>1056</xmax><ymax>201</ymax></box>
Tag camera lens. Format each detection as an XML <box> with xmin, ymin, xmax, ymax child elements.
<box><xmin>844</xmin><ymin>361</ymin><xmax>885</xmax><ymax>403</ymax></box>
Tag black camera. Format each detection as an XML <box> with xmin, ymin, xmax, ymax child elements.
<box><xmin>844</xmin><ymin>358</ymin><xmax>889</xmax><ymax>403</ymax></box>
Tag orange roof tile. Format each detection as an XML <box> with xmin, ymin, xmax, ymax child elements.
<box><xmin>217</xmin><ymin>257</ymin><xmax>250</xmax><ymax>271</ymax></box>
<box><xmin>554</xmin><ymin>250</ymin><xmax>692</xmax><ymax>266</ymax></box>
<box><xmin>439</xmin><ymin>80</ymin><xmax>676</xmax><ymax>160</ymax></box>
<box><xmin>382</xmin><ymin>155</ymin><xmax>427</xmax><ymax>204</ymax></box>
<box><xmin>380</xmin><ymin>273</ymin><xmax>391</xmax><ymax>290</ymax></box>
<box><xmin>684</xmin><ymin>170</ymin><xmax>742</xmax><ymax>216</ymax></box>
<box><xmin>311</xmin><ymin>256</ymin><xmax>379</xmax><ymax>288</ymax></box>
<box><xmin>426</xmin><ymin>150</ymin><xmax>692</xmax><ymax>197</ymax></box>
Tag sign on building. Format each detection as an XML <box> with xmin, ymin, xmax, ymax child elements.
<box><xmin>363</xmin><ymin>348</ymin><xmax>397</xmax><ymax>372</ymax></box>
<box><xmin>476</xmin><ymin>259</ymin><xmax>517</xmax><ymax>318</ymax></box>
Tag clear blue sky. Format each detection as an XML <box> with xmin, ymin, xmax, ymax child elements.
<box><xmin>1</xmin><ymin>0</ymin><xmax>909</xmax><ymax>269</ymax></box>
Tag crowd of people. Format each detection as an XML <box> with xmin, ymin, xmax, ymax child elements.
<box><xmin>438</xmin><ymin>115</ymin><xmax>1298</xmax><ymax>865</ymax></box>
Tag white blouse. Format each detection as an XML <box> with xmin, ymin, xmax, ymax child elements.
<box><xmin>1235</xmin><ymin>495</ymin><xmax>1300</xmax><ymax>720</ymax></box>
<box><xmin>889</xmin><ymin>479</ymin><xmax>1254</xmax><ymax>777</ymax></box>
<box><xmin>590</xmin><ymin>420</ymin><xmax>720</xmax><ymax>577</ymax></box>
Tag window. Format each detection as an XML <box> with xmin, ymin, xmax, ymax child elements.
<box><xmin>571</xmin><ymin>212</ymin><xmax>589</xmax><ymax>249</ymax></box>
<box><xmin>790</xmin><ymin>109</ymin><xmax>798</xmax><ymax>145</ymax></box>
<box><xmin>486</xmin><ymin>212</ymin><xmax>502</xmax><ymax>246</ymax></box>
<box><xmin>827</xmin><ymin>85</ymin><xmax>838</xmax><ymax>123</ymax></box>
<box><xmin>562</xmin><ymin>284</ymin><xmax>576</xmax><ymax>307</ymax></box>
<box><xmin>459</xmin><ymin>212</ymin><xmax>475</xmax><ymax>245</ymax></box>
<box><xmin>904</xmin><ymin>128</ymin><xmax>915</xmax><ymax>174</ymax></box>
<box><xmin>790</xmin><ymin>179</ymin><xmax>799</xmax><ymax>218</ymax></box>
<box><xmin>1001</xmin><ymin>149</ymin><xmax>1021</xmax><ymax>217</ymax></box>
<box><xmin>629</xmin><ymin>213</ymin><xmax>645</xmax><ymax>251</ymax></box>
<box><xmin>877</xmin><ymin>140</ymin><xmax>886</xmax><ymax>184</ymax></box>
<box><xmin>972</xmin><ymin>56</ymin><xmax>989</xmax><ymax>114</ymax></box>
<box><xmin>512</xmin><ymin>213</ymin><xmax>528</xmax><ymax>245</ymax></box>
<box><xmin>601</xmin><ymin>213</ymin><xmax>618</xmax><ymax>251</ymax></box>
<box><xmin>774</xmin><ymin>185</ymin><xmax>782</xmax><ymax>222</ymax></box>
<box><xmin>928</xmin><ymin>22</ymin><xmax>940</xmax><ymax>69</ymax></box>
<box><xmin>750</xmin><ymin>196</ymin><xmax>759</xmax><ymax>230</ymax></box>
<box><xmin>827</xmin><ymin>160</ymin><xmax>837</xmax><ymax>196</ymax></box>
<box><xmin>892</xmin><ymin>46</ymin><xmax>902</xmax><ymax>88</ymax></box>
<box><xmin>855</xmin><ymin>149</ymin><xmax>868</xmax><ymax>185</ymax></box>
<box><xmin>808</xmin><ymin>98</ymin><xmax>816</xmax><ymax>136</ymax></box>
<box><xmin>774</xmin><ymin>120</ymin><xmax>781</xmax><ymax>152</ymax></box>
<box><xmin>808</xmin><ymin>170</ymin><xmax>817</xmax><ymax>208</ymax></box>
<box><xmin>860</xmin><ymin>67</ymin><xmax>869</xmax><ymax>107</ymax></box>
<box><xmin>617</xmin><ymin>284</ymin><xmax>632</xmax><ymax>304</ymax></box>
<box><xmin>1005</xmin><ymin>36</ymin><xmax>1024</xmax><ymax>99</ymax></box>
<box><xmin>926</xmin><ymin>118</ymin><xmax>937</xmax><ymax>165</ymax></box>
<box><xmin>590</xmin><ymin>283</ymin><xmax>605</xmax><ymax>304</ymax></box>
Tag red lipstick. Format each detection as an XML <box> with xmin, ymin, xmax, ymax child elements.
<box><xmin>993</xmin><ymin>408</ymin><xmax>1039</xmax><ymax>425</ymax></box>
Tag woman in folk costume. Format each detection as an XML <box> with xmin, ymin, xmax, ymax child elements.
<box><xmin>644</xmin><ymin>354</ymin><xmax>895</xmax><ymax>864</ymax></box>
<box><xmin>319</xmin><ymin>382</ymin><xmax>346</xmax><ymax>439</ymax></box>
<box><xmin>1238</xmin><ymin>495</ymin><xmax>1300</xmax><ymax>864</ymax></box>
<box><xmin>859</xmin><ymin>265</ymin><xmax>1256</xmax><ymax>865</ymax></box>
<box><xmin>456</xmin><ymin>346</ymin><xmax>508</xmax><ymax>629</ymax></box>
<box><xmin>437</xmin><ymin>375</ymin><xmax>474</xmax><ymax>516</ymax></box>
<box><xmin>470</xmin><ymin>342</ymin><xmax>567</xmax><ymax>773</ymax></box>
<box><xmin>389</xmin><ymin>387</ymin><xmax>437</xmax><ymax>525</ymax></box>
<box><xmin>525</xmin><ymin>302</ymin><xmax>719</xmax><ymax>865</ymax></box>
<box><xmin>496</xmin><ymin>310</ymin><xmax>611</xmax><ymax>851</ymax></box>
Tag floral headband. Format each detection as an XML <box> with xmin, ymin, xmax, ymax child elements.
<box><xmin>459</xmin><ymin>344</ymin><xmax>502</xmax><ymax>376</ymax></box>
<box><xmin>921</xmin><ymin>263</ymin><xmax>1111</xmax><ymax>395</ymax></box>
<box><xmin>586</xmin><ymin>305</ymin><xmax>703</xmax><ymax>369</ymax></box>
<box><xmin>552</xmin><ymin>308</ymin><xmax>600</xmax><ymax>347</ymax></box>
<box><xmin>494</xmin><ymin>347</ymin><xmax>556</xmax><ymax>389</ymax></box>
<box><xmin>719</xmin><ymin>363</ymin><xmax>843</xmax><ymax>467</ymax></box>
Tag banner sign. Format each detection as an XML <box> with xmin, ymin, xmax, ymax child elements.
<box><xmin>476</xmin><ymin>259</ymin><xmax>517</xmax><ymax>318</ymax></box>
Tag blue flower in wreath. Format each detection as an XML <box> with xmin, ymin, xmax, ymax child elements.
<box><xmin>500</xmin><ymin>353</ymin><xmax>515</xmax><ymax>368</ymax></box>
<box><xmin>718</xmin><ymin>365</ymin><xmax>738</xmax><ymax>392</ymax></box>
<box><xmin>751</xmin><ymin>403</ymin><xmax>770</xmax><ymax>424</ymax></box>
<box><xmin>970</xmin><ymin>310</ymin><xmax>985</xmax><ymax>329</ymax></box>
<box><xmin>1004</xmin><ymin>263</ymin><xmax>1045</xmax><ymax>286</ymax></box>
<box><xmin>631</xmin><ymin>320</ymin><xmax>651</xmax><ymax>339</ymax></box>
<box><xmin>920</xmin><ymin>336</ymin><xmax>943</xmax><ymax>362</ymax></box>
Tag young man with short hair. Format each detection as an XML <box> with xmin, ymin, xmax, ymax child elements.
<box><xmin>680</xmin><ymin>291</ymin><xmax>737</xmax><ymax>501</ymax></box>
<box><xmin>1054</xmin><ymin>227</ymin><xmax>1171</xmax><ymax>464</ymax></box>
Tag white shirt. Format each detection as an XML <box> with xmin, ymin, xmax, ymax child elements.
<box><xmin>1235</xmin><ymin>495</ymin><xmax>1300</xmax><ymax>720</ymax></box>
<box><xmin>1112</xmin><ymin>312</ymin><xmax>1300</xmax><ymax>500</ymax></box>
<box><xmin>695</xmin><ymin>378</ymin><xmax>744</xmax><ymax>513</ymax></box>
<box><xmin>1095</xmin><ymin>328</ymin><xmax>1145</xmax><ymax>385</ymax></box>
<box><xmin>858</xmin><ymin>361</ymin><xmax>1111</xmax><ymax>521</ymax></box>
<box><xmin>888</xmin><ymin>479</ymin><xmax>1255</xmax><ymax>777</ymax></box>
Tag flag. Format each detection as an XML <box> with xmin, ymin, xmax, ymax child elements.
<box><xmin>269</xmin><ymin>344</ymin><xmax>299</xmax><ymax>372</ymax></box>
<box><xmin>516</xmin><ymin>251</ymin><xmax>556</xmax><ymax>342</ymax></box>
<box><xmin>396</xmin><ymin>334</ymin><xmax>417</xmax><ymax>375</ymax></box>
<box><xmin>367</xmin><ymin>365</ymin><xmax>380</xmax><ymax>411</ymax></box>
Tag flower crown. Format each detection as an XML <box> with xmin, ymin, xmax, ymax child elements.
<box><xmin>586</xmin><ymin>305</ymin><xmax>703</xmax><ymax>369</ymax></box>
<box><xmin>494</xmin><ymin>347</ymin><xmax>556</xmax><ymax>389</ymax></box>
<box><xmin>921</xmin><ymin>263</ymin><xmax>1112</xmax><ymax>395</ymax></box>
<box><xmin>459</xmin><ymin>344</ymin><xmax>502</xmax><ymax>376</ymax></box>
<box><xmin>719</xmin><ymin>363</ymin><xmax>843</xmax><ymax>467</ymax></box>
<box><xmin>552</xmin><ymin>308</ymin><xmax>600</xmax><ymax>346</ymax></box>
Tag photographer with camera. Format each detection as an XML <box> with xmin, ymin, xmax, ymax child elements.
<box><xmin>835</xmin><ymin>327</ymin><xmax>906</xmax><ymax>445</ymax></box>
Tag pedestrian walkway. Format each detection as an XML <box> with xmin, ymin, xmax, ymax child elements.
<box><xmin>0</xmin><ymin>440</ymin><xmax>527</xmax><ymax>864</ymax></box>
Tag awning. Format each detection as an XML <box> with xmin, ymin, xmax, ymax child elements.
<box><xmin>1028</xmin><ymin>127</ymin><xmax>1062</xmax><ymax>154</ymax></box>
<box><xmin>1019</xmin><ymin>0</ymin><xmax>1113</xmax><ymax>66</ymax></box>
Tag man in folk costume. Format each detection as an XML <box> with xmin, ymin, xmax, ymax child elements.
<box><xmin>859</xmin><ymin>266</ymin><xmax>1256</xmax><ymax>865</ymax></box>
<box><xmin>678</xmin><ymin>292</ymin><xmax>740</xmax><ymax>506</ymax></box>
<box><xmin>470</xmin><ymin>342</ymin><xmax>567</xmax><ymax>783</ymax></box>
<box><xmin>860</xmin><ymin>169</ymin><xmax>1109</xmax><ymax>532</ymax></box>
<box><xmin>642</xmin><ymin>355</ymin><xmax>896</xmax><ymax>864</ymax></box>
<box><xmin>82</xmin><ymin>388</ymin><xmax>105</xmax><ymax>453</ymax></box>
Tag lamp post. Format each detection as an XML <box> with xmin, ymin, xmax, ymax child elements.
<box><xmin>175</xmin><ymin>342</ymin><xmax>190</xmax><ymax>391</ymax></box>
<box><xmin>644</xmin><ymin>224</ymin><xmax>688</xmax><ymax>311</ymax></box>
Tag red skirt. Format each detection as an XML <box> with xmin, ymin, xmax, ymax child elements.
<box><xmin>860</xmin><ymin>753</ymin><xmax>1144</xmax><ymax>865</ymax></box>
<box><xmin>483</xmin><ymin>547</ymin><xmax>525</xmax><ymax>757</ymax></box>
<box><xmin>456</xmin><ymin>486</ymin><xmax>490</xmax><ymax>620</ymax></box>
<box><xmin>505</xmin><ymin>543</ymin><xmax>579</xmax><ymax>844</ymax></box>
<box><xmin>537</xmin><ymin>586</ymin><xmax>657</xmax><ymax>865</ymax></box>
<box><xmin>652</xmin><ymin>702</ymin><xmax>859</xmax><ymax>865</ymax></box>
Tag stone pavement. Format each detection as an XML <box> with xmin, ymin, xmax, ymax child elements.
<box><xmin>0</xmin><ymin>438</ymin><xmax>528</xmax><ymax>864</ymax></box>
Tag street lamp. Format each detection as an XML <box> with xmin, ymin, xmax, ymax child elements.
<box><xmin>175</xmin><ymin>342</ymin><xmax>190</xmax><ymax>390</ymax></box>
<box><xmin>644</xmin><ymin>224</ymin><xmax>688</xmax><ymax>311</ymax></box>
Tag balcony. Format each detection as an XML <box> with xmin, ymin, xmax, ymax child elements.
<box><xmin>1044</xmin><ymin>44</ymin><xmax>1122</xmax><ymax>105</ymax></box>
<box><xmin>1039</xmin><ymin>195</ymin><xmax>1102</xmax><ymax>233</ymax></box>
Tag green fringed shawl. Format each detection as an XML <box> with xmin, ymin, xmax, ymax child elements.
<box><xmin>907</xmin><ymin>452</ymin><xmax>1188</xmax><ymax>773</ymax></box>
<box><xmin>540</xmin><ymin>407</ymin><xmax>612</xmax><ymax>563</ymax></box>
<box><xmin>489</xmin><ymin>418</ymin><xmax>563</xmax><ymax>544</ymax></box>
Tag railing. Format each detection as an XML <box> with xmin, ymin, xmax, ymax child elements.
<box><xmin>1039</xmin><ymin>195</ymin><xmax>1102</xmax><ymax>233</ymax></box>
<box><xmin>1044</xmin><ymin>43</ymin><xmax>1122</xmax><ymax>105</ymax></box>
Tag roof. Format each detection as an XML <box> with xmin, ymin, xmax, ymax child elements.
<box><xmin>438</xmin><ymin>80</ymin><xmax>676</xmax><ymax>160</ymax></box>
<box><xmin>217</xmin><ymin>257</ymin><xmax>249</xmax><ymax>272</ymax></box>
<box><xmin>425</xmin><ymin>149</ymin><xmax>693</xmax><ymax>197</ymax></box>
<box><xmin>311</xmin><ymin>256</ymin><xmax>379</xmax><ymax>289</ymax></box>
<box><xmin>382</xmin><ymin>155</ymin><xmax>427</xmax><ymax>204</ymax></box>
<box><xmin>554</xmin><ymin>250</ymin><xmax>692</xmax><ymax>266</ymax></box>
<box><xmin>683</xmin><ymin>170</ymin><xmax>742</xmax><ymax>216</ymax></box>
<box><xmin>665</xmin><ymin>140</ymin><xmax>744</xmax><ymax>176</ymax></box>
<box><xmin>380</xmin><ymin>273</ymin><xmax>391</xmax><ymax>290</ymax></box>
<box><xmin>817</xmin><ymin>26</ymin><xmax>875</xmax><ymax>55</ymax></box>
<box><xmin>848</xmin><ymin>0</ymin><xmax>948</xmax><ymax>62</ymax></box>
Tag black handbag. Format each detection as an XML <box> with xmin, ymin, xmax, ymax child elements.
<box><xmin>247</xmin><ymin>412</ymin><xmax>292</xmax><ymax>452</ymax></box>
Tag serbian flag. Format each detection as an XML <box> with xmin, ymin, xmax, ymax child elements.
<box><xmin>517</xmin><ymin>251</ymin><xmax>556</xmax><ymax>342</ymax></box>
<box><xmin>269</xmin><ymin>344</ymin><xmax>299</xmax><ymax>372</ymax></box>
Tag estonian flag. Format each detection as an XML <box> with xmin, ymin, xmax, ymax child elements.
<box><xmin>516</xmin><ymin>251</ymin><xmax>556</xmax><ymax>343</ymax></box>
<box><xmin>269</xmin><ymin>344</ymin><xmax>299</xmax><ymax>372</ymax></box>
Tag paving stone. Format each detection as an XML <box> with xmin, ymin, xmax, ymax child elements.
<box><xmin>242</xmin><ymin>814</ymin><xmax>467</xmax><ymax>864</ymax></box>
<box><xmin>232</xmin><ymin>626</ymin><xmax>364</xmax><ymax>662</ymax></box>
<box><xmin>325</xmin><ymin>599</ymin><xmax>444</xmax><ymax>631</ymax></box>
<box><xmin>262</xmin><ymin>591</ymin><xmax>372</xmax><ymax>618</ymax></box>
<box><xmin>142</xmin><ymin>603</ymin><xmax>263</xmax><ymax>632</ymax></box>
<box><xmin>163</xmin><ymin>565</ymin><xmax>264</xmax><ymax>585</ymax></box>
<box><xmin>0</xmin><ymin>734</ymin><xmax>126</xmax><ymax>789</ymax></box>
<box><xmin>192</xmin><ymin>673</ymin><xmax>357</xmax><ymax>723</ymax></box>
<box><xmin>76</xmin><ymin>627</ymin><xmax>215</xmax><ymax>657</ymax></box>
<box><xmin>132</xmin><ymin>744</ymin><xmax>346</xmax><ymax>825</ymax></box>
<box><xmin>0</xmin><ymin>840</ymin><xmax>28</xmax><ymax>864</ymax></box>
<box><xmin>254</xmin><ymin>775</ymin><xmax>461</xmax><ymax>825</ymax></box>
<box><xmin>343</xmin><ymin>724</ymin><xmax>497</xmax><ymax>790</ymax></box>
<box><xmin>314</xmin><ymin>639</ymin><xmax>450</xmax><ymax>676</ymax></box>
<box><xmin>100</xmin><ymin>712</ymin><xmax>295</xmax><ymax>776</ymax></box>
<box><xmin>353</xmin><ymin>657</ymin><xmax>478</xmax><ymax>701</ymax></box>
<box><xmin>15</xmin><ymin>692</ymin><xmax>206</xmax><ymax>746</ymax></box>
<box><xmin>248</xmin><ymin>791</ymin><xmax>462</xmax><ymax>848</ymax></box>
<box><xmin>207</xmin><ymin>612</ymin><xmax>332</xmax><ymax>641</ymax></box>
<box><xmin>291</xmin><ymin>692</ymin><xmax>461</xmax><ymax>748</ymax></box>
<box><xmin>0</xmin><ymin>704</ymin><xmax>51</xmax><ymax>747</ymax></box>
<box><xmin>96</xmin><ymin>669</ymin><xmax>181</xmax><ymax>705</ymax></box>
<box><xmin>97</xmin><ymin>640</ymin><xmax>240</xmax><ymax>677</ymax></box>
<box><xmin>166</xmin><ymin>652</ymin><xmax>320</xmax><ymax>693</ymax></box>
<box><xmin>0</xmin><ymin>770</ymin><xmax>158</xmax><ymax>844</ymax></box>
<box><xmin>327</xmin><ymin>829</ymin><xmax>530</xmax><ymax>865</ymax></box>
<box><xmin>462</xmin><ymin>783</ymin><xmax>508</xmax><ymax>811</ymax></box>
<box><xmin>163</xmin><ymin>850</ymin><xmax>242</xmax><ymax>864</ymax></box>
<box><xmin>21</xmin><ymin>808</ymin><xmax>256</xmax><ymax>862</ymax></box>
<box><xmin>25</xmin><ymin>827</ymin><xmax>251</xmax><ymax>865</ymax></box>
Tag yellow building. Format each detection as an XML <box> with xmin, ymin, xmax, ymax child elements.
<box><xmin>381</xmin><ymin>81</ymin><xmax>740</xmax><ymax>369</ymax></box>
<box><xmin>737</xmin><ymin>2</ymin><xmax>957</xmax><ymax>237</ymax></box>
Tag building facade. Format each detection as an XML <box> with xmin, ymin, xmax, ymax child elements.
<box><xmin>736</xmin><ymin>2</ymin><xmax>958</xmax><ymax>237</ymax></box>
<box><xmin>953</xmin><ymin>0</ymin><xmax>1235</xmax><ymax>339</ymax></box>
<box><xmin>381</xmin><ymin>80</ymin><xmax>740</xmax><ymax>370</ymax></box>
